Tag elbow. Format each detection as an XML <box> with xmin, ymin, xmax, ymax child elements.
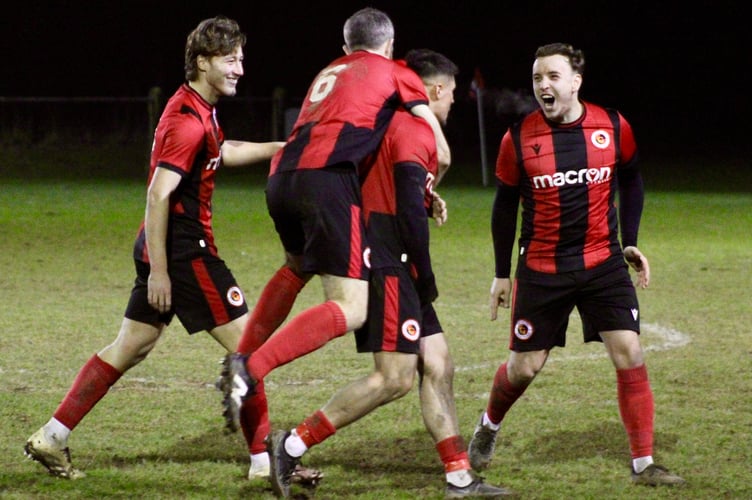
<box><xmin>438</xmin><ymin>147</ymin><xmax>451</xmax><ymax>170</ymax></box>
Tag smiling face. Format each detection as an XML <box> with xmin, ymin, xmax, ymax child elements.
<box><xmin>532</xmin><ymin>53</ymin><xmax>583</xmax><ymax>124</ymax></box>
<box><xmin>194</xmin><ymin>46</ymin><xmax>244</xmax><ymax>104</ymax></box>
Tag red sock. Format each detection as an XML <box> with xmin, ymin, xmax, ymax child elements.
<box><xmin>237</xmin><ymin>266</ymin><xmax>305</xmax><ymax>354</ymax></box>
<box><xmin>436</xmin><ymin>435</ymin><xmax>470</xmax><ymax>472</ymax></box>
<box><xmin>617</xmin><ymin>364</ymin><xmax>654</xmax><ymax>458</ymax></box>
<box><xmin>247</xmin><ymin>301</ymin><xmax>347</xmax><ymax>381</ymax></box>
<box><xmin>53</xmin><ymin>354</ymin><xmax>121</xmax><ymax>430</ymax></box>
<box><xmin>240</xmin><ymin>380</ymin><xmax>270</xmax><ymax>455</ymax></box>
<box><xmin>486</xmin><ymin>362</ymin><xmax>527</xmax><ymax>424</ymax></box>
<box><xmin>295</xmin><ymin>410</ymin><xmax>336</xmax><ymax>448</ymax></box>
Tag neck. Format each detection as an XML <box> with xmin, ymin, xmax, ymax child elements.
<box><xmin>188</xmin><ymin>80</ymin><xmax>218</xmax><ymax>105</ymax></box>
<box><xmin>563</xmin><ymin>100</ymin><xmax>584</xmax><ymax>124</ymax></box>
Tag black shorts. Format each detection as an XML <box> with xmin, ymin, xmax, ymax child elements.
<box><xmin>266</xmin><ymin>166</ymin><xmax>369</xmax><ymax>280</ymax></box>
<box><xmin>125</xmin><ymin>254</ymin><xmax>248</xmax><ymax>334</ymax></box>
<box><xmin>509</xmin><ymin>255</ymin><xmax>639</xmax><ymax>351</ymax></box>
<box><xmin>355</xmin><ymin>267</ymin><xmax>443</xmax><ymax>354</ymax></box>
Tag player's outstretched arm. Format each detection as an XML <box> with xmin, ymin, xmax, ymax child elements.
<box><xmin>624</xmin><ymin>245</ymin><xmax>650</xmax><ymax>289</ymax></box>
<box><xmin>409</xmin><ymin>104</ymin><xmax>451</xmax><ymax>176</ymax></box>
<box><xmin>221</xmin><ymin>140</ymin><xmax>285</xmax><ymax>167</ymax></box>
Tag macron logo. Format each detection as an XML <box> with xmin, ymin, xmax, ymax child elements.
<box><xmin>531</xmin><ymin>166</ymin><xmax>612</xmax><ymax>189</ymax></box>
<box><xmin>631</xmin><ymin>308</ymin><xmax>639</xmax><ymax>321</ymax></box>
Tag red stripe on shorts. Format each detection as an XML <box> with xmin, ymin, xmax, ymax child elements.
<box><xmin>348</xmin><ymin>204</ymin><xmax>363</xmax><ymax>278</ymax></box>
<box><xmin>382</xmin><ymin>275</ymin><xmax>399</xmax><ymax>351</ymax></box>
<box><xmin>192</xmin><ymin>258</ymin><xmax>229</xmax><ymax>325</ymax></box>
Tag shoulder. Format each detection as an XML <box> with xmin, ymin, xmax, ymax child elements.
<box><xmin>583</xmin><ymin>100</ymin><xmax>629</xmax><ymax>122</ymax></box>
<box><xmin>390</xmin><ymin>112</ymin><xmax>432</xmax><ymax>141</ymax></box>
<box><xmin>510</xmin><ymin>109</ymin><xmax>544</xmax><ymax>135</ymax></box>
<box><xmin>157</xmin><ymin>93</ymin><xmax>208</xmax><ymax>145</ymax></box>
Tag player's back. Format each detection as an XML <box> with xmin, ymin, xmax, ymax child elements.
<box><xmin>361</xmin><ymin>110</ymin><xmax>436</xmax><ymax>270</ymax></box>
<box><xmin>271</xmin><ymin>51</ymin><xmax>427</xmax><ymax>175</ymax></box>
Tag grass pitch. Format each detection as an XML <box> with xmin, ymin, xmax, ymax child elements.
<box><xmin>1</xmin><ymin>163</ymin><xmax>750</xmax><ymax>498</ymax></box>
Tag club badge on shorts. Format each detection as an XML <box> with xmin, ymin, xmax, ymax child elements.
<box><xmin>514</xmin><ymin>319</ymin><xmax>534</xmax><ymax>340</ymax></box>
<box><xmin>401</xmin><ymin>319</ymin><xmax>420</xmax><ymax>342</ymax></box>
<box><xmin>226</xmin><ymin>286</ymin><xmax>244</xmax><ymax>307</ymax></box>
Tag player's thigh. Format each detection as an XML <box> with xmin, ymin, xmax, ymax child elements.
<box><xmin>208</xmin><ymin>312</ymin><xmax>249</xmax><ymax>352</ymax></box>
<box><xmin>578</xmin><ymin>259</ymin><xmax>640</xmax><ymax>340</ymax></box>
<box><xmin>321</xmin><ymin>273</ymin><xmax>368</xmax><ymax>306</ymax></box>
<box><xmin>511</xmin><ymin>270</ymin><xmax>575</xmax><ymax>350</ymax></box>
<box><xmin>354</xmin><ymin>268</ymin><xmax>421</xmax><ymax>354</ymax></box>
<box><xmin>171</xmin><ymin>256</ymin><xmax>249</xmax><ymax>334</ymax></box>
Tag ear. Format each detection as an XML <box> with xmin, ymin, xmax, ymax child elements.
<box><xmin>343</xmin><ymin>44</ymin><xmax>351</xmax><ymax>55</ymax></box>
<box><xmin>385</xmin><ymin>38</ymin><xmax>394</xmax><ymax>59</ymax></box>
<box><xmin>197</xmin><ymin>54</ymin><xmax>209</xmax><ymax>73</ymax></box>
<box><xmin>430</xmin><ymin>79</ymin><xmax>447</xmax><ymax>100</ymax></box>
<box><xmin>572</xmin><ymin>73</ymin><xmax>582</xmax><ymax>92</ymax></box>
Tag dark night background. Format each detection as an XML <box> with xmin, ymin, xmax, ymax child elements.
<box><xmin>2</xmin><ymin>0</ymin><xmax>748</xmax><ymax>177</ymax></box>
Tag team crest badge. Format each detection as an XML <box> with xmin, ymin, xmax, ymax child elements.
<box><xmin>227</xmin><ymin>286</ymin><xmax>244</xmax><ymax>307</ymax></box>
<box><xmin>401</xmin><ymin>319</ymin><xmax>420</xmax><ymax>342</ymax></box>
<box><xmin>590</xmin><ymin>130</ymin><xmax>611</xmax><ymax>149</ymax></box>
<box><xmin>514</xmin><ymin>319</ymin><xmax>534</xmax><ymax>340</ymax></box>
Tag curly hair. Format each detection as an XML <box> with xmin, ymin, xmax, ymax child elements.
<box><xmin>184</xmin><ymin>16</ymin><xmax>246</xmax><ymax>81</ymax></box>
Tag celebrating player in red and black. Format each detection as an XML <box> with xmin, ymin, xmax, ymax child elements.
<box><xmin>468</xmin><ymin>42</ymin><xmax>685</xmax><ymax>487</ymax></box>
<box><xmin>217</xmin><ymin>9</ymin><xmax>452</xmax><ymax>486</ymax></box>
<box><xmin>265</xmin><ymin>49</ymin><xmax>513</xmax><ymax>498</ymax></box>
<box><xmin>24</xmin><ymin>16</ymin><xmax>284</xmax><ymax>480</ymax></box>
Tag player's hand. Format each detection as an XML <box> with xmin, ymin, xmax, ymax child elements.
<box><xmin>148</xmin><ymin>270</ymin><xmax>172</xmax><ymax>313</ymax></box>
<box><xmin>624</xmin><ymin>245</ymin><xmax>650</xmax><ymax>289</ymax></box>
<box><xmin>489</xmin><ymin>277</ymin><xmax>512</xmax><ymax>320</ymax></box>
<box><xmin>432</xmin><ymin>191</ymin><xmax>447</xmax><ymax>226</ymax></box>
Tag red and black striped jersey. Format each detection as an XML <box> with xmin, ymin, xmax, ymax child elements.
<box><xmin>495</xmin><ymin>101</ymin><xmax>639</xmax><ymax>273</ymax></box>
<box><xmin>134</xmin><ymin>84</ymin><xmax>223</xmax><ymax>263</ymax></box>
<box><xmin>361</xmin><ymin>110</ymin><xmax>436</xmax><ymax>279</ymax></box>
<box><xmin>270</xmin><ymin>51</ymin><xmax>428</xmax><ymax>175</ymax></box>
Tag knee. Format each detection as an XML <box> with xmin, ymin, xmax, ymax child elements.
<box><xmin>507</xmin><ymin>359</ymin><xmax>541</xmax><ymax>386</ymax></box>
<box><xmin>381</xmin><ymin>372</ymin><xmax>414</xmax><ymax>401</ymax></box>
<box><xmin>339</xmin><ymin>299</ymin><xmax>368</xmax><ymax>330</ymax></box>
<box><xmin>421</xmin><ymin>353</ymin><xmax>454</xmax><ymax>384</ymax></box>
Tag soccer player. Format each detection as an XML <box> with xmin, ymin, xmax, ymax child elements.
<box><xmin>467</xmin><ymin>42</ymin><xmax>686</xmax><ymax>487</ymax></box>
<box><xmin>263</xmin><ymin>49</ymin><xmax>513</xmax><ymax>499</ymax></box>
<box><xmin>217</xmin><ymin>7</ymin><xmax>452</xmax><ymax>474</ymax></box>
<box><xmin>24</xmin><ymin>16</ymin><xmax>284</xmax><ymax>479</ymax></box>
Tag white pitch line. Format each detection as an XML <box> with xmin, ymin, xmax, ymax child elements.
<box><xmin>8</xmin><ymin>324</ymin><xmax>690</xmax><ymax>391</ymax></box>
<box><xmin>457</xmin><ymin>322</ymin><xmax>692</xmax><ymax>372</ymax></box>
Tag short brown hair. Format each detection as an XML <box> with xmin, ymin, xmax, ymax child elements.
<box><xmin>184</xmin><ymin>16</ymin><xmax>246</xmax><ymax>81</ymax></box>
<box><xmin>535</xmin><ymin>43</ymin><xmax>585</xmax><ymax>75</ymax></box>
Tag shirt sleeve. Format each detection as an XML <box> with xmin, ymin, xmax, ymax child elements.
<box><xmin>154</xmin><ymin>112</ymin><xmax>205</xmax><ymax>176</ymax></box>
<box><xmin>617</xmin><ymin>167</ymin><xmax>644</xmax><ymax>248</ymax></box>
<box><xmin>492</xmin><ymin>181</ymin><xmax>520</xmax><ymax>278</ymax></box>
<box><xmin>616</xmin><ymin>111</ymin><xmax>643</xmax><ymax>248</ymax></box>
<box><xmin>495</xmin><ymin>130</ymin><xmax>520</xmax><ymax>186</ymax></box>
<box><xmin>394</xmin><ymin>61</ymin><xmax>429</xmax><ymax>110</ymax></box>
<box><xmin>395</xmin><ymin>162</ymin><xmax>437</xmax><ymax>305</ymax></box>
